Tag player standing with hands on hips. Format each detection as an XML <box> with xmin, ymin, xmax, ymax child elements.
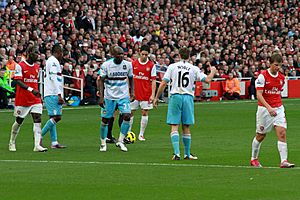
<box><xmin>153</xmin><ymin>47</ymin><xmax>217</xmax><ymax>160</ymax></box>
<box><xmin>8</xmin><ymin>44</ymin><xmax>48</xmax><ymax>152</ymax></box>
<box><xmin>250</xmin><ymin>53</ymin><xmax>295</xmax><ymax>168</ymax></box>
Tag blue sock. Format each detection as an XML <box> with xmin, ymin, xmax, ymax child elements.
<box><xmin>42</xmin><ymin>119</ymin><xmax>55</xmax><ymax>136</ymax></box>
<box><xmin>120</xmin><ymin>120</ymin><xmax>130</xmax><ymax>136</ymax></box>
<box><xmin>182</xmin><ymin>134</ymin><xmax>191</xmax><ymax>157</ymax></box>
<box><xmin>100</xmin><ymin>123</ymin><xmax>108</xmax><ymax>140</ymax></box>
<box><xmin>170</xmin><ymin>131</ymin><xmax>180</xmax><ymax>156</ymax></box>
<box><xmin>50</xmin><ymin>124</ymin><xmax>58</xmax><ymax>142</ymax></box>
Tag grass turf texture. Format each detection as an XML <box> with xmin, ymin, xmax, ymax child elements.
<box><xmin>0</xmin><ymin>99</ymin><xmax>299</xmax><ymax>200</ymax></box>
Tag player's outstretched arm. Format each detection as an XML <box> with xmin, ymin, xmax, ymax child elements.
<box><xmin>15</xmin><ymin>79</ymin><xmax>41</xmax><ymax>97</ymax></box>
<box><xmin>153</xmin><ymin>80</ymin><xmax>167</xmax><ymax>108</ymax></box>
<box><xmin>204</xmin><ymin>66</ymin><xmax>217</xmax><ymax>83</ymax></box>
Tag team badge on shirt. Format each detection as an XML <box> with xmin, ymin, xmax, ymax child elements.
<box><xmin>146</xmin><ymin>67</ymin><xmax>150</xmax><ymax>71</ymax></box>
<box><xmin>260</xmin><ymin>125</ymin><xmax>264</xmax><ymax>131</ymax></box>
<box><xmin>123</xmin><ymin>65</ymin><xmax>127</xmax><ymax>70</ymax></box>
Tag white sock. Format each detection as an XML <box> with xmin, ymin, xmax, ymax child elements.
<box><xmin>33</xmin><ymin>123</ymin><xmax>42</xmax><ymax>147</ymax></box>
<box><xmin>10</xmin><ymin>121</ymin><xmax>21</xmax><ymax>144</ymax></box>
<box><xmin>277</xmin><ymin>141</ymin><xmax>288</xmax><ymax>163</ymax></box>
<box><xmin>251</xmin><ymin>137</ymin><xmax>262</xmax><ymax>160</ymax></box>
<box><xmin>139</xmin><ymin>116</ymin><xmax>148</xmax><ymax>136</ymax></box>
<box><xmin>129</xmin><ymin>116</ymin><xmax>134</xmax><ymax>132</ymax></box>
<box><xmin>118</xmin><ymin>133</ymin><xmax>126</xmax><ymax>143</ymax></box>
<box><xmin>100</xmin><ymin>139</ymin><xmax>106</xmax><ymax>145</ymax></box>
<box><xmin>51</xmin><ymin>141</ymin><xmax>58</xmax><ymax>146</ymax></box>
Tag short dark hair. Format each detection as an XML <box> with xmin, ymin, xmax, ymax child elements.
<box><xmin>179</xmin><ymin>47</ymin><xmax>190</xmax><ymax>60</ymax></box>
<box><xmin>52</xmin><ymin>44</ymin><xmax>62</xmax><ymax>54</ymax></box>
<box><xmin>270</xmin><ymin>53</ymin><xmax>282</xmax><ymax>64</ymax></box>
<box><xmin>140</xmin><ymin>45</ymin><xmax>150</xmax><ymax>53</ymax></box>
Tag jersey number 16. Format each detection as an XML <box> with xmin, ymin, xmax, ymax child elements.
<box><xmin>178</xmin><ymin>71</ymin><xmax>189</xmax><ymax>88</ymax></box>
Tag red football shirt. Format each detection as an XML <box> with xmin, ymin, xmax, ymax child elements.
<box><xmin>255</xmin><ymin>69</ymin><xmax>285</xmax><ymax>108</ymax></box>
<box><xmin>14</xmin><ymin>60</ymin><xmax>42</xmax><ymax>106</ymax></box>
<box><xmin>132</xmin><ymin>58</ymin><xmax>156</xmax><ymax>101</ymax></box>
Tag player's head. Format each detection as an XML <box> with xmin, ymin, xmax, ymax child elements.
<box><xmin>26</xmin><ymin>44</ymin><xmax>39</xmax><ymax>64</ymax></box>
<box><xmin>139</xmin><ymin>45</ymin><xmax>150</xmax><ymax>62</ymax></box>
<box><xmin>52</xmin><ymin>44</ymin><xmax>63</xmax><ymax>61</ymax></box>
<box><xmin>179</xmin><ymin>47</ymin><xmax>190</xmax><ymax>60</ymax></box>
<box><xmin>113</xmin><ymin>46</ymin><xmax>124</xmax><ymax>64</ymax></box>
<box><xmin>270</xmin><ymin>53</ymin><xmax>282</xmax><ymax>72</ymax></box>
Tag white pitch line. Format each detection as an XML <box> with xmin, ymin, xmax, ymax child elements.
<box><xmin>0</xmin><ymin>159</ymin><xmax>295</xmax><ymax>170</ymax></box>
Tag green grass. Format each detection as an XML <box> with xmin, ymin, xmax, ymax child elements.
<box><xmin>0</xmin><ymin>99</ymin><xmax>300</xmax><ymax>200</ymax></box>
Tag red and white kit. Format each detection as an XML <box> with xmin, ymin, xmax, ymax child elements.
<box><xmin>131</xmin><ymin>58</ymin><xmax>156</xmax><ymax>110</ymax></box>
<box><xmin>255</xmin><ymin>69</ymin><xmax>286</xmax><ymax>133</ymax></box>
<box><xmin>13</xmin><ymin>60</ymin><xmax>42</xmax><ymax>117</ymax></box>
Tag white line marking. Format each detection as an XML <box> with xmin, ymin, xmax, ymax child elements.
<box><xmin>0</xmin><ymin>159</ymin><xmax>294</xmax><ymax>170</ymax></box>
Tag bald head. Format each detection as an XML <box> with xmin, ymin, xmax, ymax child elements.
<box><xmin>113</xmin><ymin>46</ymin><xmax>124</xmax><ymax>64</ymax></box>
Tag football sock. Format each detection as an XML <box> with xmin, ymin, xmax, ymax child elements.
<box><xmin>42</xmin><ymin>118</ymin><xmax>56</xmax><ymax>136</ymax></box>
<box><xmin>119</xmin><ymin>120</ymin><xmax>130</xmax><ymax>142</ymax></box>
<box><xmin>277</xmin><ymin>141</ymin><xmax>288</xmax><ymax>162</ymax></box>
<box><xmin>182</xmin><ymin>134</ymin><xmax>191</xmax><ymax>157</ymax></box>
<box><xmin>107</xmin><ymin>117</ymin><xmax>114</xmax><ymax>139</ymax></box>
<box><xmin>170</xmin><ymin>131</ymin><xmax>180</xmax><ymax>156</ymax></box>
<box><xmin>118</xmin><ymin>114</ymin><xmax>123</xmax><ymax>127</ymax></box>
<box><xmin>33</xmin><ymin>123</ymin><xmax>42</xmax><ymax>146</ymax></box>
<box><xmin>129</xmin><ymin>116</ymin><xmax>134</xmax><ymax>132</ymax></box>
<box><xmin>251</xmin><ymin>137</ymin><xmax>261</xmax><ymax>160</ymax></box>
<box><xmin>10</xmin><ymin>121</ymin><xmax>21</xmax><ymax>144</ymax></box>
<box><xmin>139</xmin><ymin>116</ymin><xmax>148</xmax><ymax>137</ymax></box>
<box><xmin>100</xmin><ymin>122</ymin><xmax>108</xmax><ymax>140</ymax></box>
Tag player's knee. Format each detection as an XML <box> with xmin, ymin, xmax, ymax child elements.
<box><xmin>141</xmin><ymin>110</ymin><xmax>148</xmax><ymax>116</ymax></box>
<box><xmin>277</xmin><ymin>128</ymin><xmax>286</xmax><ymax>141</ymax></box>
<box><xmin>102</xmin><ymin>117</ymin><xmax>109</xmax><ymax>125</ymax></box>
<box><xmin>32</xmin><ymin>115</ymin><xmax>42</xmax><ymax>123</ymax></box>
<box><xmin>16</xmin><ymin>117</ymin><xmax>24</xmax><ymax>125</ymax></box>
<box><xmin>122</xmin><ymin>114</ymin><xmax>131</xmax><ymax>121</ymax></box>
<box><xmin>54</xmin><ymin>116</ymin><xmax>62</xmax><ymax>123</ymax></box>
<box><xmin>256</xmin><ymin>133</ymin><xmax>266</xmax><ymax>142</ymax></box>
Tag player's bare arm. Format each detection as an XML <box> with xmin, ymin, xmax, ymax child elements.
<box><xmin>153</xmin><ymin>80</ymin><xmax>167</xmax><ymax>107</ymax></box>
<box><xmin>256</xmin><ymin>89</ymin><xmax>277</xmax><ymax>117</ymax></box>
<box><xmin>15</xmin><ymin>79</ymin><xmax>41</xmax><ymax>98</ymax></box>
<box><xmin>98</xmin><ymin>76</ymin><xmax>105</xmax><ymax>108</ymax></box>
<box><xmin>58</xmin><ymin>94</ymin><xmax>64</xmax><ymax>105</ymax></box>
<box><xmin>128</xmin><ymin>76</ymin><xmax>135</xmax><ymax>102</ymax></box>
<box><xmin>204</xmin><ymin>66</ymin><xmax>217</xmax><ymax>83</ymax></box>
<box><xmin>149</xmin><ymin>79</ymin><xmax>156</xmax><ymax>103</ymax></box>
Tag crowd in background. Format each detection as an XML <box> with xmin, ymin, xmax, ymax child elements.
<box><xmin>1</xmin><ymin>0</ymin><xmax>300</xmax><ymax>105</ymax></box>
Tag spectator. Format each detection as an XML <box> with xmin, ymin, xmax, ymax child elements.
<box><xmin>0</xmin><ymin>67</ymin><xmax>14</xmax><ymax>108</ymax></box>
<box><xmin>223</xmin><ymin>72</ymin><xmax>241</xmax><ymax>100</ymax></box>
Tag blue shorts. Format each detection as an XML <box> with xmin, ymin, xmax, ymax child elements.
<box><xmin>167</xmin><ymin>94</ymin><xmax>194</xmax><ymax>125</ymax></box>
<box><xmin>44</xmin><ymin>95</ymin><xmax>62</xmax><ymax>116</ymax></box>
<box><xmin>101</xmin><ymin>97</ymin><xmax>131</xmax><ymax>118</ymax></box>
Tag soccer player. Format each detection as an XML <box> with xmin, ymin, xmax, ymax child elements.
<box><xmin>8</xmin><ymin>44</ymin><xmax>47</xmax><ymax>152</ymax></box>
<box><xmin>153</xmin><ymin>47</ymin><xmax>217</xmax><ymax>160</ymax></box>
<box><xmin>41</xmin><ymin>44</ymin><xmax>66</xmax><ymax>149</ymax></box>
<box><xmin>97</xmin><ymin>46</ymin><xmax>134</xmax><ymax>152</ymax></box>
<box><xmin>250</xmin><ymin>53</ymin><xmax>295</xmax><ymax>168</ymax></box>
<box><xmin>129</xmin><ymin>45</ymin><xmax>156</xmax><ymax>141</ymax></box>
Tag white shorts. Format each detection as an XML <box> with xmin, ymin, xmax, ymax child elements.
<box><xmin>130</xmin><ymin>100</ymin><xmax>153</xmax><ymax>110</ymax></box>
<box><xmin>14</xmin><ymin>104</ymin><xmax>43</xmax><ymax>118</ymax></box>
<box><xmin>256</xmin><ymin>105</ymin><xmax>287</xmax><ymax>134</ymax></box>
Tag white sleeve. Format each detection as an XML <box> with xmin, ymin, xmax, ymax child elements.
<box><xmin>128</xmin><ymin>62</ymin><xmax>133</xmax><ymax>78</ymax></box>
<box><xmin>14</xmin><ymin>64</ymin><xmax>22</xmax><ymax>79</ymax></box>
<box><xmin>47</xmin><ymin>59</ymin><xmax>62</xmax><ymax>95</ymax></box>
<box><xmin>162</xmin><ymin>66</ymin><xmax>172</xmax><ymax>83</ymax></box>
<box><xmin>195</xmin><ymin>67</ymin><xmax>207</xmax><ymax>82</ymax></box>
<box><xmin>255</xmin><ymin>74</ymin><xmax>265</xmax><ymax>89</ymax></box>
<box><xmin>100</xmin><ymin>63</ymin><xmax>107</xmax><ymax>78</ymax></box>
<box><xmin>151</xmin><ymin>65</ymin><xmax>156</xmax><ymax>77</ymax></box>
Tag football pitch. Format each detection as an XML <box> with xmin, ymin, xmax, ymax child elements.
<box><xmin>0</xmin><ymin>99</ymin><xmax>299</xmax><ymax>200</ymax></box>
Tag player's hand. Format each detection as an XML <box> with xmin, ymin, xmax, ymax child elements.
<box><xmin>149</xmin><ymin>95</ymin><xmax>154</xmax><ymax>103</ymax></box>
<box><xmin>58</xmin><ymin>95</ymin><xmax>65</xmax><ymax>105</ymax></box>
<box><xmin>268</xmin><ymin>107</ymin><xmax>277</xmax><ymax>117</ymax></box>
<box><xmin>130</xmin><ymin>93</ymin><xmax>135</xmax><ymax>102</ymax></box>
<box><xmin>210</xmin><ymin>66</ymin><xmax>217</xmax><ymax>74</ymax></box>
<box><xmin>32</xmin><ymin>89</ymin><xmax>41</xmax><ymax>98</ymax></box>
<box><xmin>96</xmin><ymin>91</ymin><xmax>100</xmax><ymax>97</ymax></box>
<box><xmin>99</xmin><ymin>98</ymin><xmax>105</xmax><ymax>108</ymax></box>
<box><xmin>153</xmin><ymin>98</ymin><xmax>158</xmax><ymax>108</ymax></box>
